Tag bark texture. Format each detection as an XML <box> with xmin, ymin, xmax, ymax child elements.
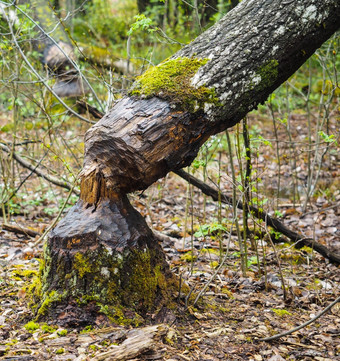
<box><xmin>175</xmin><ymin>0</ymin><xmax>340</xmax><ymax>130</ymax></box>
<box><xmin>39</xmin><ymin>197</ymin><xmax>178</xmax><ymax>326</ymax></box>
<box><xmin>39</xmin><ymin>0</ymin><xmax>340</xmax><ymax>324</ymax></box>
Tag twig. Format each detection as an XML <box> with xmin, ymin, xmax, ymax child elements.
<box><xmin>192</xmin><ymin>218</ymin><xmax>235</xmax><ymax>307</ymax></box>
<box><xmin>258</xmin><ymin>295</ymin><xmax>340</xmax><ymax>342</ymax></box>
<box><xmin>174</xmin><ymin>169</ymin><xmax>340</xmax><ymax>265</ymax></box>
<box><xmin>76</xmin><ymin>100</ymin><xmax>104</xmax><ymax>119</ymax></box>
<box><xmin>0</xmin><ymin>142</ymin><xmax>80</xmax><ymax>195</ymax></box>
<box><xmin>3</xmin><ymin>8</ymin><xmax>94</xmax><ymax>124</ymax></box>
<box><xmin>4</xmin><ymin>150</ymin><xmax>49</xmax><ymax>203</ymax></box>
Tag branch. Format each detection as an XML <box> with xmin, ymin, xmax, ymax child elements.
<box><xmin>0</xmin><ymin>142</ymin><xmax>80</xmax><ymax>195</ymax></box>
<box><xmin>2</xmin><ymin>8</ymin><xmax>95</xmax><ymax>124</ymax></box>
<box><xmin>2</xmin><ymin>223</ymin><xmax>40</xmax><ymax>237</ymax></box>
<box><xmin>174</xmin><ymin>169</ymin><xmax>340</xmax><ymax>265</ymax></box>
<box><xmin>258</xmin><ymin>295</ymin><xmax>340</xmax><ymax>342</ymax></box>
<box><xmin>13</xmin><ymin>2</ymin><xmax>104</xmax><ymax>112</ymax></box>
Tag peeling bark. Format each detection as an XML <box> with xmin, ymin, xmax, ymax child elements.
<box><xmin>39</xmin><ymin>0</ymin><xmax>340</xmax><ymax>324</ymax></box>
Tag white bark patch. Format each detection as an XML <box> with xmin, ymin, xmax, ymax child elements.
<box><xmin>274</xmin><ymin>26</ymin><xmax>286</xmax><ymax>37</ymax></box>
<box><xmin>271</xmin><ymin>45</ymin><xmax>279</xmax><ymax>55</ymax></box>
<box><xmin>302</xmin><ymin>5</ymin><xmax>317</xmax><ymax>24</ymax></box>
<box><xmin>204</xmin><ymin>102</ymin><xmax>214</xmax><ymax>117</ymax></box>
<box><xmin>250</xmin><ymin>74</ymin><xmax>262</xmax><ymax>87</ymax></box>
<box><xmin>191</xmin><ymin>71</ymin><xmax>205</xmax><ymax>87</ymax></box>
<box><xmin>219</xmin><ymin>90</ymin><xmax>233</xmax><ymax>102</ymax></box>
<box><xmin>105</xmin><ymin>247</ymin><xmax>113</xmax><ymax>255</ymax></box>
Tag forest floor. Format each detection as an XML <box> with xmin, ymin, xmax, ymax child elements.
<box><xmin>0</xmin><ymin>110</ymin><xmax>339</xmax><ymax>361</ymax></box>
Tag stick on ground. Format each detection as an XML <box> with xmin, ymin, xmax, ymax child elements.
<box><xmin>258</xmin><ymin>295</ymin><xmax>340</xmax><ymax>342</ymax></box>
<box><xmin>175</xmin><ymin>169</ymin><xmax>340</xmax><ymax>265</ymax></box>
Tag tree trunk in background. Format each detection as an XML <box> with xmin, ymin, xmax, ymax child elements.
<box><xmin>19</xmin><ymin>0</ymin><xmax>86</xmax><ymax>97</ymax></box>
<box><xmin>37</xmin><ymin>0</ymin><xmax>340</xmax><ymax>325</ymax></box>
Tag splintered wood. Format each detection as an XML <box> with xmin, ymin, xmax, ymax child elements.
<box><xmin>93</xmin><ymin>324</ymin><xmax>168</xmax><ymax>361</ymax></box>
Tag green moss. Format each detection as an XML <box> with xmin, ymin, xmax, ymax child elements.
<box><xmin>34</xmin><ymin>244</ymin><xmax>180</xmax><ymax>325</ymax></box>
<box><xmin>5</xmin><ymin>339</ymin><xmax>18</xmax><ymax>346</ymax></box>
<box><xmin>130</xmin><ymin>57</ymin><xmax>219</xmax><ymax>111</ymax></box>
<box><xmin>41</xmin><ymin>324</ymin><xmax>58</xmax><ymax>334</ymax></box>
<box><xmin>55</xmin><ymin>348</ymin><xmax>65</xmax><ymax>354</ymax></box>
<box><xmin>37</xmin><ymin>290</ymin><xmax>64</xmax><ymax>317</ymax></box>
<box><xmin>57</xmin><ymin>329</ymin><xmax>68</xmax><ymax>337</ymax></box>
<box><xmin>80</xmin><ymin>325</ymin><xmax>94</xmax><ymax>334</ymax></box>
<box><xmin>180</xmin><ymin>251</ymin><xmax>197</xmax><ymax>263</ymax></box>
<box><xmin>209</xmin><ymin>261</ymin><xmax>219</xmax><ymax>269</ymax></box>
<box><xmin>123</xmin><ymin>251</ymin><xmax>161</xmax><ymax>309</ymax></box>
<box><xmin>74</xmin><ymin>253</ymin><xmax>93</xmax><ymax>278</ymax></box>
<box><xmin>24</xmin><ymin>321</ymin><xmax>40</xmax><ymax>332</ymax></box>
<box><xmin>12</xmin><ymin>269</ymin><xmax>39</xmax><ymax>279</ymax></box>
<box><xmin>255</xmin><ymin>59</ymin><xmax>279</xmax><ymax>90</ymax></box>
<box><xmin>200</xmin><ymin>248</ymin><xmax>220</xmax><ymax>256</ymax></box>
<box><xmin>89</xmin><ymin>344</ymin><xmax>98</xmax><ymax>352</ymax></box>
<box><xmin>271</xmin><ymin>308</ymin><xmax>292</xmax><ymax>317</ymax></box>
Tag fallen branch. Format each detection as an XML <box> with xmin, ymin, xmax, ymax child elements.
<box><xmin>76</xmin><ymin>100</ymin><xmax>105</xmax><ymax>120</ymax></box>
<box><xmin>175</xmin><ymin>169</ymin><xmax>340</xmax><ymax>265</ymax></box>
<box><xmin>258</xmin><ymin>295</ymin><xmax>340</xmax><ymax>342</ymax></box>
<box><xmin>0</xmin><ymin>142</ymin><xmax>80</xmax><ymax>196</ymax></box>
<box><xmin>1</xmin><ymin>223</ymin><xmax>40</xmax><ymax>238</ymax></box>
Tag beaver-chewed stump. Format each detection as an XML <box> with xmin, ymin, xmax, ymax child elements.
<box><xmin>39</xmin><ymin>195</ymin><xmax>179</xmax><ymax>326</ymax></box>
<box><xmin>33</xmin><ymin>97</ymin><xmax>204</xmax><ymax>326</ymax></box>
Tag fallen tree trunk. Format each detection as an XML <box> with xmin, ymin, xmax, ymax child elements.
<box><xmin>36</xmin><ymin>0</ymin><xmax>340</xmax><ymax>324</ymax></box>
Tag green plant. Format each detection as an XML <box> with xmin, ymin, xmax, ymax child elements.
<box><xmin>57</xmin><ymin>329</ymin><xmax>68</xmax><ymax>337</ymax></box>
<box><xmin>24</xmin><ymin>321</ymin><xmax>39</xmax><ymax>332</ymax></box>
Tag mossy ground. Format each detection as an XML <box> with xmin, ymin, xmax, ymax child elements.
<box><xmin>130</xmin><ymin>57</ymin><xmax>219</xmax><ymax>112</ymax></box>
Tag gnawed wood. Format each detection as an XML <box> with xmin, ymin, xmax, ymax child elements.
<box><xmin>80</xmin><ymin>97</ymin><xmax>210</xmax><ymax>199</ymax></box>
<box><xmin>93</xmin><ymin>324</ymin><xmax>168</xmax><ymax>361</ymax></box>
<box><xmin>39</xmin><ymin>197</ymin><xmax>180</xmax><ymax>325</ymax></box>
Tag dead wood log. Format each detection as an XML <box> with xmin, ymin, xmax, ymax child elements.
<box><xmin>36</xmin><ymin>0</ymin><xmax>340</xmax><ymax>323</ymax></box>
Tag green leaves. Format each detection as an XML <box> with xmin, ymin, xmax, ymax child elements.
<box><xmin>318</xmin><ymin>131</ymin><xmax>337</xmax><ymax>145</ymax></box>
<box><xmin>128</xmin><ymin>14</ymin><xmax>157</xmax><ymax>36</ymax></box>
<box><xmin>194</xmin><ymin>222</ymin><xmax>228</xmax><ymax>238</ymax></box>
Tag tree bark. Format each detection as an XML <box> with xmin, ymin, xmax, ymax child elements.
<box><xmin>37</xmin><ymin>0</ymin><xmax>340</xmax><ymax>325</ymax></box>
